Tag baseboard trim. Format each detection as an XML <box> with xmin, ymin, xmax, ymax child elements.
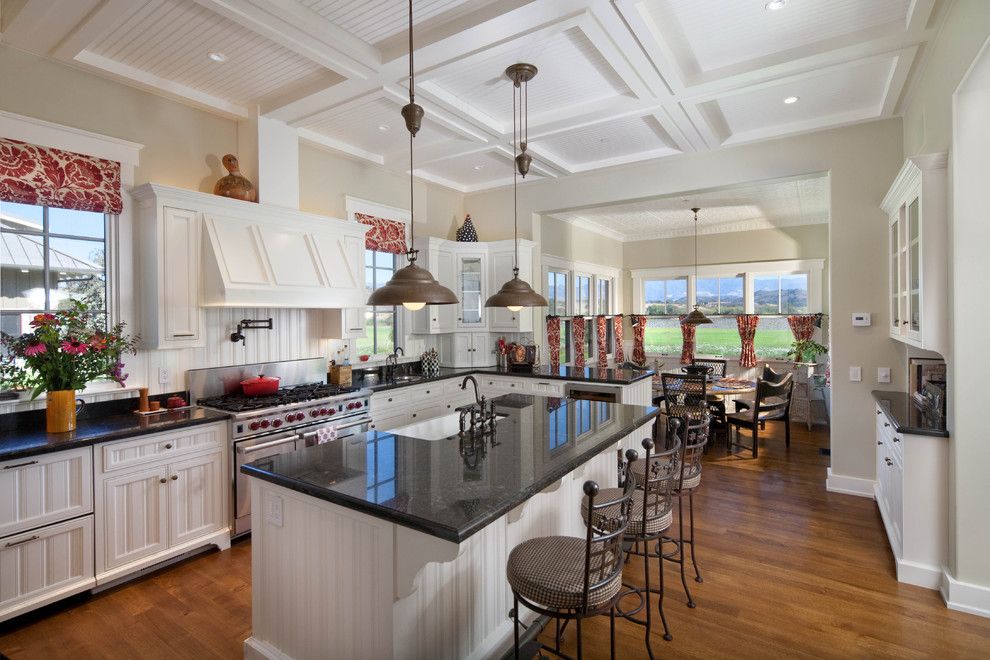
<box><xmin>825</xmin><ymin>468</ymin><xmax>875</xmax><ymax>497</ymax></box>
<box><xmin>941</xmin><ymin>570</ymin><xmax>990</xmax><ymax>618</ymax></box>
<box><xmin>244</xmin><ymin>637</ymin><xmax>291</xmax><ymax>660</ymax></box>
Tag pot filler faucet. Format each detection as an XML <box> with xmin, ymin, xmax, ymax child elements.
<box><xmin>458</xmin><ymin>376</ymin><xmax>497</xmax><ymax>434</ymax></box>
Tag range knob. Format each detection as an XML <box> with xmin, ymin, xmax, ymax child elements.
<box><xmin>260</xmin><ymin>419</ymin><xmax>270</xmax><ymax>429</ymax></box>
<box><xmin>310</xmin><ymin>410</ymin><xmax>320</xmax><ymax>418</ymax></box>
<box><xmin>346</xmin><ymin>402</ymin><xmax>356</xmax><ymax>410</ymax></box>
<box><xmin>272</xmin><ymin>419</ymin><xmax>283</xmax><ymax>428</ymax></box>
<box><xmin>327</xmin><ymin>408</ymin><xmax>336</xmax><ymax>415</ymax></box>
<box><xmin>354</xmin><ymin>401</ymin><xmax>363</xmax><ymax>409</ymax></box>
<box><xmin>320</xmin><ymin>408</ymin><xmax>330</xmax><ymax>416</ymax></box>
<box><xmin>249</xmin><ymin>421</ymin><xmax>261</xmax><ymax>431</ymax></box>
<box><xmin>285</xmin><ymin>414</ymin><xmax>294</xmax><ymax>423</ymax></box>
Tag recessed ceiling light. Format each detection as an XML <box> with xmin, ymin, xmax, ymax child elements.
<box><xmin>377</xmin><ymin>124</ymin><xmax>390</xmax><ymax>132</ymax></box>
<box><xmin>20</xmin><ymin>269</ymin><xmax>29</xmax><ymax>274</ymax></box>
<box><xmin>764</xmin><ymin>0</ymin><xmax>787</xmax><ymax>10</ymax></box>
<box><xmin>783</xmin><ymin>96</ymin><xmax>800</xmax><ymax>104</ymax></box>
<box><xmin>208</xmin><ymin>51</ymin><xmax>227</xmax><ymax>62</ymax></box>
<box><xmin>473</xmin><ymin>165</ymin><xmax>484</xmax><ymax>171</ymax></box>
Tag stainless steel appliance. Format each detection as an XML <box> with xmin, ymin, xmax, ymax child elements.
<box><xmin>188</xmin><ymin>358</ymin><xmax>372</xmax><ymax>537</ymax></box>
<box><xmin>565</xmin><ymin>381</ymin><xmax>622</xmax><ymax>403</ymax></box>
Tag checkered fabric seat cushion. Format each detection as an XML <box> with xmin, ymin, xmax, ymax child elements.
<box><xmin>630</xmin><ymin>460</ymin><xmax>701</xmax><ymax>491</ymax></box>
<box><xmin>581</xmin><ymin>487</ymin><xmax>672</xmax><ymax>536</ymax></box>
<box><xmin>506</xmin><ymin>536</ymin><xmax>622</xmax><ymax>610</ymax></box>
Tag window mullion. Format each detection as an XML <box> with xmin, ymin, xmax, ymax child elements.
<box><xmin>42</xmin><ymin>207</ymin><xmax>50</xmax><ymax>310</ymax></box>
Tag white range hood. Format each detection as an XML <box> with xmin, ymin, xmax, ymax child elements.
<box><xmin>200</xmin><ymin>201</ymin><xmax>368</xmax><ymax>309</ymax></box>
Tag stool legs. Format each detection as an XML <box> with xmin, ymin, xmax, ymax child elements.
<box><xmin>689</xmin><ymin>491</ymin><xmax>702</xmax><ymax>583</ymax></box>
<box><xmin>512</xmin><ymin>596</ymin><xmax>520</xmax><ymax>660</ymax></box>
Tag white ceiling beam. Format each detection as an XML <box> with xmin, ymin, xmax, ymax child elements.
<box><xmin>577</xmin><ymin>11</ymin><xmax>654</xmax><ymax>100</ymax></box>
<box><xmin>270</xmin><ymin>79</ymin><xmax>381</xmax><ymax>126</ymax></box>
<box><xmin>1</xmin><ymin>0</ymin><xmax>102</xmax><ymax>54</ymax></box>
<box><xmin>49</xmin><ymin>0</ymin><xmax>139</xmax><ymax>61</ymax></box>
<box><xmin>380</xmin><ymin>84</ymin><xmax>492</xmax><ymax>144</ymax></box>
<box><xmin>906</xmin><ymin>0</ymin><xmax>937</xmax><ymax>33</ymax></box>
<box><xmin>416</xmin><ymin>81</ymin><xmax>506</xmax><ymax>136</ymax></box>
<box><xmin>720</xmin><ymin>106</ymin><xmax>879</xmax><ymax>148</ymax></box>
<box><xmin>881</xmin><ymin>46</ymin><xmax>919</xmax><ymax>116</ymax></box>
<box><xmin>298</xmin><ymin>127</ymin><xmax>385</xmax><ymax>166</ymax></box>
<box><xmin>612</xmin><ymin>0</ymin><xmax>687</xmax><ymax>94</ymax></box>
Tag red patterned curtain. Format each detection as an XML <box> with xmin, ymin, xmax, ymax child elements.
<box><xmin>596</xmin><ymin>315</ymin><xmax>608</xmax><ymax>368</ymax></box>
<box><xmin>546</xmin><ymin>316</ymin><xmax>561</xmax><ymax>366</ymax></box>
<box><xmin>631</xmin><ymin>315</ymin><xmax>647</xmax><ymax>365</ymax></box>
<box><xmin>678</xmin><ymin>315</ymin><xmax>697</xmax><ymax>365</ymax></box>
<box><xmin>355</xmin><ymin>212</ymin><xmax>408</xmax><ymax>254</ymax></box>
<box><xmin>736</xmin><ymin>314</ymin><xmax>759</xmax><ymax>368</ymax></box>
<box><xmin>787</xmin><ymin>314</ymin><xmax>817</xmax><ymax>341</ymax></box>
<box><xmin>613</xmin><ymin>314</ymin><xmax>624</xmax><ymax>363</ymax></box>
<box><xmin>572</xmin><ymin>316</ymin><xmax>586</xmax><ymax>367</ymax></box>
<box><xmin>0</xmin><ymin>138</ymin><xmax>122</xmax><ymax>214</ymax></box>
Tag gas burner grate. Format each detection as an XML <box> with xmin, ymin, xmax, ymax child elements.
<box><xmin>197</xmin><ymin>382</ymin><xmax>362</xmax><ymax>412</ymax></box>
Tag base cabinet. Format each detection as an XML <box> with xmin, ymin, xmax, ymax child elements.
<box><xmin>100</xmin><ymin>465</ymin><xmax>170</xmax><ymax>571</ymax></box>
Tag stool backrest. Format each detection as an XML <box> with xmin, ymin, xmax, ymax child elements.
<box><xmin>693</xmin><ymin>358</ymin><xmax>727</xmax><ymax>378</ymax></box>
<box><xmin>640</xmin><ymin>437</ymin><xmax>680</xmax><ymax>527</ymax></box>
<box><xmin>669</xmin><ymin>414</ymin><xmax>710</xmax><ymax>488</ymax></box>
<box><xmin>661</xmin><ymin>372</ymin><xmax>708</xmax><ymax>421</ymax></box>
<box><xmin>581</xmin><ymin>454</ymin><xmax>637</xmax><ymax>611</ymax></box>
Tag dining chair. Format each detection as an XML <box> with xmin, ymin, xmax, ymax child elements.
<box><xmin>726</xmin><ymin>374</ymin><xmax>794</xmax><ymax>457</ymax></box>
<box><xmin>733</xmin><ymin>364</ymin><xmax>788</xmax><ymax>429</ymax></box>
<box><xmin>692</xmin><ymin>358</ymin><xmax>729</xmax><ymax>445</ymax></box>
<box><xmin>659</xmin><ymin>372</ymin><xmax>709</xmax><ymax>437</ymax></box>
<box><xmin>691</xmin><ymin>358</ymin><xmax>727</xmax><ymax>378</ymax></box>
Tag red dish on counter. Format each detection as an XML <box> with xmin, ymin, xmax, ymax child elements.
<box><xmin>240</xmin><ymin>374</ymin><xmax>280</xmax><ymax>396</ymax></box>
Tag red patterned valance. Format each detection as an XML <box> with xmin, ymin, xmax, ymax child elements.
<box><xmin>355</xmin><ymin>212</ymin><xmax>408</xmax><ymax>254</ymax></box>
<box><xmin>613</xmin><ymin>315</ymin><xmax>624</xmax><ymax>364</ymax></box>
<box><xmin>787</xmin><ymin>314</ymin><xmax>817</xmax><ymax>342</ymax></box>
<box><xmin>0</xmin><ymin>138</ymin><xmax>122</xmax><ymax>214</ymax></box>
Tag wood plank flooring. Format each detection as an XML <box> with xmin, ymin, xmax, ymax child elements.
<box><xmin>0</xmin><ymin>421</ymin><xmax>988</xmax><ymax>658</ymax></box>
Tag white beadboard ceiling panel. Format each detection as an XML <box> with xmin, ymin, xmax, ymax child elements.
<box><xmin>425</xmin><ymin>26</ymin><xmax>632</xmax><ymax>126</ymax></box>
<box><xmin>89</xmin><ymin>0</ymin><xmax>340</xmax><ymax>107</ymax></box>
<box><xmin>644</xmin><ymin>0</ymin><xmax>911</xmax><ymax>75</ymax></box>
<box><xmin>533</xmin><ymin>114</ymin><xmax>678</xmax><ymax>166</ymax></box>
<box><xmin>551</xmin><ymin>174</ymin><xmax>829</xmax><ymax>241</ymax></box>
<box><xmin>419</xmin><ymin>150</ymin><xmax>545</xmax><ymax>189</ymax></box>
<box><xmin>709</xmin><ymin>57</ymin><xmax>895</xmax><ymax>137</ymax></box>
<box><xmin>297</xmin><ymin>0</ymin><xmax>495</xmax><ymax>45</ymax></box>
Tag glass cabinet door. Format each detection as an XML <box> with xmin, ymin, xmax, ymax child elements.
<box><xmin>459</xmin><ymin>255</ymin><xmax>483</xmax><ymax>326</ymax></box>
<box><xmin>908</xmin><ymin>197</ymin><xmax>921</xmax><ymax>334</ymax></box>
<box><xmin>889</xmin><ymin>214</ymin><xmax>900</xmax><ymax>334</ymax></box>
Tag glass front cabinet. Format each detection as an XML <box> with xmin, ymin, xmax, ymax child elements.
<box><xmin>881</xmin><ymin>153</ymin><xmax>948</xmax><ymax>354</ymax></box>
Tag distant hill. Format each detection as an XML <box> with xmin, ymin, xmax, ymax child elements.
<box><xmin>645</xmin><ymin>288</ymin><xmax>806</xmax><ymax>316</ymax></box>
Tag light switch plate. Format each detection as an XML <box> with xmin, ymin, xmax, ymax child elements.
<box><xmin>877</xmin><ymin>367</ymin><xmax>891</xmax><ymax>384</ymax></box>
<box><xmin>158</xmin><ymin>367</ymin><xmax>170</xmax><ymax>385</ymax></box>
<box><xmin>849</xmin><ymin>366</ymin><xmax>862</xmax><ymax>382</ymax></box>
<box><xmin>264</xmin><ymin>493</ymin><xmax>283</xmax><ymax>527</ymax></box>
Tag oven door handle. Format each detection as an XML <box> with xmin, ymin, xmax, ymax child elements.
<box><xmin>300</xmin><ymin>417</ymin><xmax>372</xmax><ymax>438</ymax></box>
<box><xmin>237</xmin><ymin>434</ymin><xmax>299</xmax><ymax>454</ymax></box>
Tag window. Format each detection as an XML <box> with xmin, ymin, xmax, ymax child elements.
<box><xmin>365</xmin><ymin>433</ymin><xmax>396</xmax><ymax>504</ymax></box>
<box><xmin>644</xmin><ymin>278</ymin><xmax>687</xmax><ymax>315</ymax></box>
<box><xmin>575</xmin><ymin>399</ymin><xmax>592</xmax><ymax>435</ymax></box>
<box><xmin>547</xmin><ymin>404</ymin><xmax>569</xmax><ymax>450</ymax></box>
<box><xmin>547</xmin><ymin>270</ymin><xmax>568</xmax><ymax>316</ymax></box>
<box><xmin>584</xmin><ymin>322</ymin><xmax>593</xmax><ymax>359</ymax></box>
<box><xmin>754</xmin><ymin>273</ymin><xmax>809</xmax><ymax>314</ymax></box>
<box><xmin>560</xmin><ymin>319</ymin><xmax>571</xmax><ymax>363</ymax></box>
<box><xmin>644</xmin><ymin>317</ymin><xmax>682</xmax><ymax>356</ymax></box>
<box><xmin>1</xmin><ymin>201</ymin><xmax>109</xmax><ymax>336</ymax></box>
<box><xmin>694</xmin><ymin>316</ymin><xmax>743</xmax><ymax>357</ymax></box>
<box><xmin>695</xmin><ymin>275</ymin><xmax>744</xmax><ymax>314</ymax></box>
<box><xmin>596</xmin><ymin>278</ymin><xmax>611</xmax><ymax>315</ymax></box>
<box><xmin>753</xmin><ymin>316</ymin><xmax>793</xmax><ymax>359</ymax></box>
<box><xmin>360</xmin><ymin>249</ymin><xmax>398</xmax><ymax>355</ymax></box>
<box><xmin>575</xmin><ymin>275</ymin><xmax>591</xmax><ymax>316</ymax></box>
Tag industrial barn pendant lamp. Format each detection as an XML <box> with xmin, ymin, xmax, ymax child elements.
<box><xmin>681</xmin><ymin>207</ymin><xmax>713</xmax><ymax>326</ymax></box>
<box><xmin>367</xmin><ymin>0</ymin><xmax>457</xmax><ymax>311</ymax></box>
<box><xmin>485</xmin><ymin>63</ymin><xmax>547</xmax><ymax>311</ymax></box>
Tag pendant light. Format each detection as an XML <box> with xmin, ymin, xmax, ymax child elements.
<box><xmin>485</xmin><ymin>63</ymin><xmax>548</xmax><ymax>311</ymax></box>
<box><xmin>681</xmin><ymin>207</ymin><xmax>713</xmax><ymax>325</ymax></box>
<box><xmin>367</xmin><ymin>0</ymin><xmax>457</xmax><ymax>311</ymax></box>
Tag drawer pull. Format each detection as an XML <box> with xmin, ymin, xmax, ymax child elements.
<box><xmin>160</xmin><ymin>477</ymin><xmax>167</xmax><ymax>484</ymax></box>
<box><xmin>4</xmin><ymin>535</ymin><xmax>39</xmax><ymax>548</ymax></box>
<box><xmin>884</xmin><ymin>457</ymin><xmax>893</xmax><ymax>466</ymax></box>
<box><xmin>883</xmin><ymin>423</ymin><xmax>890</xmax><ymax>428</ymax></box>
<box><xmin>171</xmin><ymin>474</ymin><xmax>178</xmax><ymax>481</ymax></box>
<box><xmin>893</xmin><ymin>437</ymin><xmax>901</xmax><ymax>443</ymax></box>
<box><xmin>172</xmin><ymin>333</ymin><xmax>196</xmax><ymax>338</ymax></box>
<box><xmin>164</xmin><ymin>443</ymin><xmax>173</xmax><ymax>449</ymax></box>
<box><xmin>3</xmin><ymin>460</ymin><xmax>39</xmax><ymax>470</ymax></box>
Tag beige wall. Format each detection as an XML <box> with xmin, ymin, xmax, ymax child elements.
<box><xmin>468</xmin><ymin>119</ymin><xmax>904</xmax><ymax>488</ymax></box>
<box><xmin>540</xmin><ymin>215</ymin><xmax>623</xmax><ymax>266</ymax></box>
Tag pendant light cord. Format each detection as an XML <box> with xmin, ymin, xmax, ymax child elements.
<box><xmin>407</xmin><ymin>0</ymin><xmax>415</xmax><ymax>256</ymax></box>
<box><xmin>512</xmin><ymin>76</ymin><xmax>519</xmax><ymax>274</ymax></box>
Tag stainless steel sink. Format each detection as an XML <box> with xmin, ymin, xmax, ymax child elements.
<box><xmin>388</xmin><ymin>375</ymin><xmax>423</xmax><ymax>384</ymax></box>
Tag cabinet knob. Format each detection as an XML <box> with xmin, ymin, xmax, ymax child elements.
<box><xmin>432</xmin><ymin>318</ymin><xmax>437</xmax><ymax>322</ymax></box>
<box><xmin>387</xmin><ymin>398</ymin><xmax>392</xmax><ymax>402</ymax></box>
<box><xmin>160</xmin><ymin>477</ymin><xmax>167</xmax><ymax>484</ymax></box>
<box><xmin>171</xmin><ymin>474</ymin><xmax>178</xmax><ymax>481</ymax></box>
<box><xmin>877</xmin><ymin>440</ymin><xmax>882</xmax><ymax>445</ymax></box>
<box><xmin>901</xmin><ymin>321</ymin><xmax>909</xmax><ymax>325</ymax></box>
<box><xmin>883</xmin><ymin>423</ymin><xmax>890</xmax><ymax>428</ymax></box>
<box><xmin>164</xmin><ymin>443</ymin><xmax>173</xmax><ymax>449</ymax></box>
<box><xmin>885</xmin><ymin>457</ymin><xmax>893</xmax><ymax>466</ymax></box>
<box><xmin>412</xmin><ymin>413</ymin><xmax>417</xmax><ymax>418</ymax></box>
<box><xmin>876</xmin><ymin>410</ymin><xmax>882</xmax><ymax>415</ymax></box>
<box><xmin>893</xmin><ymin>437</ymin><xmax>900</xmax><ymax>443</ymax></box>
<box><xmin>370</xmin><ymin>423</ymin><xmax>376</xmax><ymax>429</ymax></box>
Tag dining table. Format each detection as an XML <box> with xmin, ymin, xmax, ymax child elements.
<box><xmin>651</xmin><ymin>371</ymin><xmax>758</xmax><ymax>397</ymax></box>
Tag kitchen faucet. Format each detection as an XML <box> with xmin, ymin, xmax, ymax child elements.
<box><xmin>385</xmin><ymin>346</ymin><xmax>404</xmax><ymax>382</ymax></box>
<box><xmin>458</xmin><ymin>376</ymin><xmax>497</xmax><ymax>435</ymax></box>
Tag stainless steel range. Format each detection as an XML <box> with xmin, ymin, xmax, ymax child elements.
<box><xmin>188</xmin><ymin>358</ymin><xmax>372</xmax><ymax>537</ymax></box>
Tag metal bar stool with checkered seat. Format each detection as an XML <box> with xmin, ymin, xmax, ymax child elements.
<box><xmin>507</xmin><ymin>452</ymin><xmax>638</xmax><ymax>660</ymax></box>
<box><xmin>586</xmin><ymin>435</ymin><xmax>681</xmax><ymax>658</ymax></box>
<box><xmin>656</xmin><ymin>413</ymin><xmax>710</xmax><ymax>609</ymax></box>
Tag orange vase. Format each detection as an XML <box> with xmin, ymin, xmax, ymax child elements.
<box><xmin>46</xmin><ymin>390</ymin><xmax>77</xmax><ymax>433</ymax></box>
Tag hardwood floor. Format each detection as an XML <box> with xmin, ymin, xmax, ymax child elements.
<box><xmin>0</xmin><ymin>421</ymin><xmax>987</xmax><ymax>658</ymax></box>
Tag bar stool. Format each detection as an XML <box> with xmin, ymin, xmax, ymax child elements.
<box><xmin>651</xmin><ymin>413</ymin><xmax>710</xmax><ymax>608</ymax></box>
<box><xmin>585</xmin><ymin>435</ymin><xmax>680</xmax><ymax>658</ymax></box>
<box><xmin>507</xmin><ymin>452</ymin><xmax>638</xmax><ymax>660</ymax></box>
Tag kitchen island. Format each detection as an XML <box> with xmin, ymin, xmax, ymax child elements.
<box><xmin>241</xmin><ymin>394</ymin><xmax>658</xmax><ymax>660</ymax></box>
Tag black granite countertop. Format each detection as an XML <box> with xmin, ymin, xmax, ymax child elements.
<box><xmin>242</xmin><ymin>394</ymin><xmax>658</xmax><ymax>543</ymax></box>
<box><xmin>0</xmin><ymin>407</ymin><xmax>231</xmax><ymax>461</ymax></box>
<box><xmin>363</xmin><ymin>365</ymin><xmax>654</xmax><ymax>393</ymax></box>
<box><xmin>872</xmin><ymin>390</ymin><xmax>949</xmax><ymax>438</ymax></box>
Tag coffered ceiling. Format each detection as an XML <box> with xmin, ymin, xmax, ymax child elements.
<box><xmin>1</xmin><ymin>0</ymin><xmax>940</xmax><ymax>192</ymax></box>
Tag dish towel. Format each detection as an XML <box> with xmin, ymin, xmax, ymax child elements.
<box><xmin>316</xmin><ymin>426</ymin><xmax>337</xmax><ymax>444</ymax></box>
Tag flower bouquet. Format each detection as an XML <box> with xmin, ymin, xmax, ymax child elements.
<box><xmin>0</xmin><ymin>300</ymin><xmax>138</xmax><ymax>432</ymax></box>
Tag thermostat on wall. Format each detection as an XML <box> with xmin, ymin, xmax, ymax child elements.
<box><xmin>852</xmin><ymin>312</ymin><xmax>871</xmax><ymax>327</ymax></box>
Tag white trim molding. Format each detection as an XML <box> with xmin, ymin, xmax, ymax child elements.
<box><xmin>825</xmin><ymin>468</ymin><xmax>876</xmax><ymax>498</ymax></box>
<box><xmin>0</xmin><ymin>110</ymin><xmax>143</xmax><ymax>185</ymax></box>
<box><xmin>941</xmin><ymin>570</ymin><xmax>990</xmax><ymax>619</ymax></box>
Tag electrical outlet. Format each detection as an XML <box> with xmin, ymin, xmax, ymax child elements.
<box><xmin>849</xmin><ymin>366</ymin><xmax>862</xmax><ymax>382</ymax></box>
<box><xmin>158</xmin><ymin>368</ymin><xmax>170</xmax><ymax>385</ymax></box>
<box><xmin>264</xmin><ymin>493</ymin><xmax>283</xmax><ymax>527</ymax></box>
<box><xmin>877</xmin><ymin>367</ymin><xmax>891</xmax><ymax>384</ymax></box>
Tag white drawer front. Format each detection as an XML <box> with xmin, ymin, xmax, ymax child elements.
<box><xmin>407</xmin><ymin>383</ymin><xmax>441</xmax><ymax>403</ymax></box>
<box><xmin>100</xmin><ymin>424</ymin><xmax>223</xmax><ymax>473</ymax></box>
<box><xmin>372</xmin><ymin>389</ymin><xmax>412</xmax><ymax>409</ymax></box>
<box><xmin>530</xmin><ymin>380</ymin><xmax>564</xmax><ymax>396</ymax></box>
<box><xmin>0</xmin><ymin>515</ymin><xmax>94</xmax><ymax>621</ymax></box>
<box><xmin>0</xmin><ymin>448</ymin><xmax>93</xmax><ymax>538</ymax></box>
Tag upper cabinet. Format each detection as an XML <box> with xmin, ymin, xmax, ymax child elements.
<box><xmin>881</xmin><ymin>153</ymin><xmax>948</xmax><ymax>355</ymax></box>
<box><xmin>489</xmin><ymin>240</ymin><xmax>535</xmax><ymax>333</ymax></box>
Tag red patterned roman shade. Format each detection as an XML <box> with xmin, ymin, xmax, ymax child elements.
<box><xmin>0</xmin><ymin>138</ymin><xmax>123</xmax><ymax>214</ymax></box>
<box><xmin>571</xmin><ymin>316</ymin><xmax>586</xmax><ymax>368</ymax></box>
<box><xmin>612</xmin><ymin>314</ymin><xmax>624</xmax><ymax>363</ymax></box>
<box><xmin>355</xmin><ymin>212</ymin><xmax>408</xmax><ymax>254</ymax></box>
<box><xmin>596</xmin><ymin>315</ymin><xmax>608</xmax><ymax>369</ymax></box>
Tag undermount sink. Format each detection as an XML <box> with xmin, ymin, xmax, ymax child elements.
<box><xmin>390</xmin><ymin>412</ymin><xmax>508</xmax><ymax>441</ymax></box>
<box><xmin>388</xmin><ymin>375</ymin><xmax>423</xmax><ymax>384</ymax></box>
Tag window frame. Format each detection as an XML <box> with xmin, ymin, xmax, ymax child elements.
<box><xmin>547</xmin><ymin>269</ymin><xmax>569</xmax><ymax>317</ymax></box>
<box><xmin>542</xmin><ymin>256</ymin><xmax>621</xmax><ymax>366</ymax></box>
<box><xmin>363</xmin><ymin>248</ymin><xmax>402</xmax><ymax>357</ymax></box>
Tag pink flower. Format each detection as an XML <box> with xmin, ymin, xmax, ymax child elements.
<box><xmin>23</xmin><ymin>343</ymin><xmax>47</xmax><ymax>357</ymax></box>
<box><xmin>29</xmin><ymin>313</ymin><xmax>56</xmax><ymax>328</ymax></box>
<box><xmin>61</xmin><ymin>339</ymin><xmax>89</xmax><ymax>355</ymax></box>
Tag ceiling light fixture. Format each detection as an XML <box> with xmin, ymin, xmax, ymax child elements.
<box><xmin>366</xmin><ymin>0</ymin><xmax>458</xmax><ymax>312</ymax></box>
<box><xmin>378</xmin><ymin>124</ymin><xmax>390</xmax><ymax>131</ymax></box>
<box><xmin>764</xmin><ymin>0</ymin><xmax>787</xmax><ymax>11</ymax></box>
<box><xmin>473</xmin><ymin>165</ymin><xmax>484</xmax><ymax>170</ymax></box>
<box><xmin>681</xmin><ymin>207</ymin><xmax>713</xmax><ymax>326</ymax></box>
<box><xmin>485</xmin><ymin>63</ymin><xmax>548</xmax><ymax>312</ymax></box>
<box><xmin>783</xmin><ymin>95</ymin><xmax>800</xmax><ymax>104</ymax></box>
<box><xmin>208</xmin><ymin>51</ymin><xmax>227</xmax><ymax>62</ymax></box>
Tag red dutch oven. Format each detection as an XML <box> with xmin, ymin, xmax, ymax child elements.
<box><xmin>240</xmin><ymin>374</ymin><xmax>280</xmax><ymax>397</ymax></box>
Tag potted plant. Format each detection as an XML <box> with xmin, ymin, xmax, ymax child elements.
<box><xmin>0</xmin><ymin>300</ymin><xmax>138</xmax><ymax>432</ymax></box>
<box><xmin>786</xmin><ymin>338</ymin><xmax>828</xmax><ymax>365</ymax></box>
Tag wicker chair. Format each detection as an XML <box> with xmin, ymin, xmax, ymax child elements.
<box><xmin>508</xmin><ymin>453</ymin><xmax>638</xmax><ymax>659</ymax></box>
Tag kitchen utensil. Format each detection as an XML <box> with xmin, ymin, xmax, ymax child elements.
<box><xmin>240</xmin><ymin>374</ymin><xmax>281</xmax><ymax>396</ymax></box>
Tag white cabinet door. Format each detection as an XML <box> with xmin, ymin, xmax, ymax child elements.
<box><xmin>410</xmin><ymin>403</ymin><xmax>445</xmax><ymax>422</ymax></box>
<box><xmin>162</xmin><ymin>207</ymin><xmax>202</xmax><ymax>345</ymax></box>
<box><xmin>326</xmin><ymin>307</ymin><xmax>367</xmax><ymax>339</ymax></box>
<box><xmin>0</xmin><ymin>516</ymin><xmax>94</xmax><ymax>623</ymax></box>
<box><xmin>100</xmin><ymin>466</ymin><xmax>169</xmax><ymax>571</ymax></box>
<box><xmin>470</xmin><ymin>333</ymin><xmax>493</xmax><ymax>366</ymax></box>
<box><xmin>0</xmin><ymin>448</ymin><xmax>92</xmax><ymax>538</ymax></box>
<box><xmin>167</xmin><ymin>452</ymin><xmax>224</xmax><ymax>548</ymax></box>
<box><xmin>457</xmin><ymin>253</ymin><xmax>487</xmax><ymax>329</ymax></box>
<box><xmin>435</xmin><ymin>249</ymin><xmax>456</xmax><ymax>333</ymax></box>
<box><xmin>371</xmin><ymin>409</ymin><xmax>410</xmax><ymax>433</ymax></box>
<box><xmin>452</xmin><ymin>333</ymin><xmax>472</xmax><ymax>368</ymax></box>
